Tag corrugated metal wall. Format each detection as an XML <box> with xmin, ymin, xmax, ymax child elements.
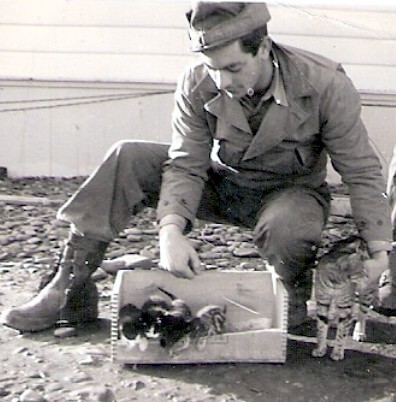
<box><xmin>0</xmin><ymin>1</ymin><xmax>395</xmax><ymax>178</ymax></box>
<box><xmin>0</xmin><ymin>0</ymin><xmax>192</xmax><ymax>83</ymax></box>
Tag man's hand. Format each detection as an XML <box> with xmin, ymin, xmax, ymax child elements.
<box><xmin>363</xmin><ymin>250</ymin><xmax>389</xmax><ymax>287</ymax></box>
<box><xmin>159</xmin><ymin>224</ymin><xmax>202</xmax><ymax>279</ymax></box>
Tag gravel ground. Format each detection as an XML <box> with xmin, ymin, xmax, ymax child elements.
<box><xmin>0</xmin><ymin>177</ymin><xmax>395</xmax><ymax>402</ymax></box>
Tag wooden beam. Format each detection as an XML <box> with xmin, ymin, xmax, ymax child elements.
<box><xmin>0</xmin><ymin>194</ymin><xmax>63</xmax><ymax>206</ymax></box>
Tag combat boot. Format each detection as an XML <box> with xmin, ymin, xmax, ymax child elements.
<box><xmin>1</xmin><ymin>233</ymin><xmax>108</xmax><ymax>332</ymax></box>
<box><xmin>287</xmin><ymin>269</ymin><xmax>313</xmax><ymax>330</ymax></box>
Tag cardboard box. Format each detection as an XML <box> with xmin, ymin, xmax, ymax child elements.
<box><xmin>111</xmin><ymin>269</ymin><xmax>288</xmax><ymax>364</ymax></box>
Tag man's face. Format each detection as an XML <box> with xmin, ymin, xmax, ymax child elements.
<box><xmin>200</xmin><ymin>39</ymin><xmax>270</xmax><ymax>99</ymax></box>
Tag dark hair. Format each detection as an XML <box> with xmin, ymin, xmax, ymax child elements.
<box><xmin>239</xmin><ymin>25</ymin><xmax>268</xmax><ymax>56</ymax></box>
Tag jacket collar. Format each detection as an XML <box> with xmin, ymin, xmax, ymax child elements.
<box><xmin>191</xmin><ymin>42</ymin><xmax>318</xmax><ymax>157</ymax></box>
<box><xmin>191</xmin><ymin>42</ymin><xmax>317</xmax><ymax>101</ymax></box>
<box><xmin>264</xmin><ymin>49</ymin><xmax>288</xmax><ymax>107</ymax></box>
<box><xmin>274</xmin><ymin>42</ymin><xmax>317</xmax><ymax>99</ymax></box>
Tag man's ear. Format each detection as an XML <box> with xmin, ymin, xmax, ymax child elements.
<box><xmin>260</xmin><ymin>36</ymin><xmax>272</xmax><ymax>59</ymax></box>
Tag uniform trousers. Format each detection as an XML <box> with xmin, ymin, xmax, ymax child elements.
<box><xmin>58</xmin><ymin>140</ymin><xmax>330</xmax><ymax>288</ymax></box>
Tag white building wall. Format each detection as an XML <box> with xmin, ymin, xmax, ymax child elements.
<box><xmin>0</xmin><ymin>1</ymin><xmax>395</xmax><ymax>178</ymax></box>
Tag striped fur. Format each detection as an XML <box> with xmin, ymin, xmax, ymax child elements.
<box><xmin>310</xmin><ymin>236</ymin><xmax>376</xmax><ymax>361</ymax></box>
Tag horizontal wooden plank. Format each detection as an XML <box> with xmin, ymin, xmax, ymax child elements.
<box><xmin>1</xmin><ymin>1</ymin><xmax>395</xmax><ymax>91</ymax></box>
<box><xmin>0</xmin><ymin>90</ymin><xmax>175</xmax><ymax>177</ymax></box>
<box><xmin>1</xmin><ymin>51</ymin><xmax>396</xmax><ymax>92</ymax></box>
<box><xmin>343</xmin><ymin>64</ymin><xmax>396</xmax><ymax>93</ymax></box>
<box><xmin>0</xmin><ymin>0</ymin><xmax>190</xmax><ymax>27</ymax></box>
<box><xmin>0</xmin><ymin>84</ymin><xmax>173</xmax><ymax>108</ymax></box>
<box><xmin>272</xmin><ymin>34</ymin><xmax>396</xmax><ymax>66</ymax></box>
<box><xmin>0</xmin><ymin>26</ymin><xmax>190</xmax><ymax>56</ymax></box>
<box><xmin>1</xmin><ymin>1</ymin><xmax>395</xmax><ymax>40</ymax></box>
<box><xmin>273</xmin><ymin>2</ymin><xmax>396</xmax><ymax>11</ymax></box>
<box><xmin>2</xmin><ymin>25</ymin><xmax>396</xmax><ymax>68</ymax></box>
<box><xmin>0</xmin><ymin>52</ymin><xmax>198</xmax><ymax>84</ymax></box>
<box><xmin>0</xmin><ymin>81</ymin><xmax>394</xmax><ymax>178</ymax></box>
<box><xmin>269</xmin><ymin>5</ymin><xmax>396</xmax><ymax>39</ymax></box>
<box><xmin>2</xmin><ymin>79</ymin><xmax>396</xmax><ymax>107</ymax></box>
<box><xmin>0</xmin><ymin>194</ymin><xmax>63</xmax><ymax>206</ymax></box>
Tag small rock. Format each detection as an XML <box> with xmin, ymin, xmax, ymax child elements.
<box><xmin>15</xmin><ymin>234</ymin><xmax>31</xmax><ymax>241</ymax></box>
<box><xmin>139</xmin><ymin>249</ymin><xmax>156</xmax><ymax>260</ymax></box>
<box><xmin>237</xmin><ymin>261</ymin><xmax>256</xmax><ymax>270</ymax></box>
<box><xmin>0</xmin><ymin>236</ymin><xmax>11</xmax><ymax>245</ymax></box>
<box><xmin>124</xmin><ymin>228</ymin><xmax>144</xmax><ymax>236</ymax></box>
<box><xmin>30</xmin><ymin>220</ymin><xmax>44</xmax><ymax>227</ymax></box>
<box><xmin>126</xmin><ymin>234</ymin><xmax>144</xmax><ymax>242</ymax></box>
<box><xmin>0</xmin><ymin>388</ymin><xmax>10</xmax><ymax>397</ymax></box>
<box><xmin>232</xmin><ymin>234</ymin><xmax>250</xmax><ymax>242</ymax></box>
<box><xmin>54</xmin><ymin>326</ymin><xmax>77</xmax><ymax>338</ymax></box>
<box><xmin>78</xmin><ymin>356</ymin><xmax>97</xmax><ymax>365</ymax></box>
<box><xmin>131</xmin><ymin>380</ymin><xmax>146</xmax><ymax>391</ymax></box>
<box><xmin>101</xmin><ymin>254</ymin><xmax>154</xmax><ymax>274</ymax></box>
<box><xmin>19</xmin><ymin>389</ymin><xmax>47</xmax><ymax>402</ymax></box>
<box><xmin>149</xmin><ymin>246</ymin><xmax>160</xmax><ymax>257</ymax></box>
<box><xmin>200</xmin><ymin>252</ymin><xmax>223</xmax><ymax>260</ymax></box>
<box><xmin>45</xmin><ymin>383</ymin><xmax>63</xmax><ymax>392</ymax></box>
<box><xmin>142</xmin><ymin>228</ymin><xmax>158</xmax><ymax>235</ymax></box>
<box><xmin>106</xmin><ymin>249</ymin><xmax>126</xmax><ymax>259</ymax></box>
<box><xmin>201</xmin><ymin>235</ymin><xmax>218</xmax><ymax>243</ymax></box>
<box><xmin>328</xmin><ymin>215</ymin><xmax>350</xmax><ymax>224</ymax></box>
<box><xmin>13</xmin><ymin>346</ymin><xmax>28</xmax><ymax>354</ymax></box>
<box><xmin>33</xmin><ymin>257</ymin><xmax>54</xmax><ymax>265</ymax></box>
<box><xmin>205</xmin><ymin>264</ymin><xmax>219</xmax><ymax>270</ymax></box>
<box><xmin>211</xmin><ymin>246</ymin><xmax>229</xmax><ymax>253</ymax></box>
<box><xmin>92</xmin><ymin>267</ymin><xmax>109</xmax><ymax>281</ymax></box>
<box><xmin>255</xmin><ymin>264</ymin><xmax>267</xmax><ymax>271</ymax></box>
<box><xmin>232</xmin><ymin>247</ymin><xmax>260</xmax><ymax>258</ymax></box>
<box><xmin>23</xmin><ymin>229</ymin><xmax>37</xmax><ymax>236</ymax></box>
<box><xmin>76</xmin><ymin>386</ymin><xmax>116</xmax><ymax>402</ymax></box>
<box><xmin>188</xmin><ymin>239</ymin><xmax>203</xmax><ymax>250</ymax></box>
<box><xmin>28</xmin><ymin>371</ymin><xmax>48</xmax><ymax>379</ymax></box>
<box><xmin>81</xmin><ymin>346</ymin><xmax>109</xmax><ymax>357</ymax></box>
<box><xmin>27</xmin><ymin>237</ymin><xmax>42</xmax><ymax>244</ymax></box>
<box><xmin>97</xmin><ymin>388</ymin><xmax>117</xmax><ymax>402</ymax></box>
<box><xmin>66</xmin><ymin>371</ymin><xmax>92</xmax><ymax>384</ymax></box>
<box><xmin>216</xmin><ymin>260</ymin><xmax>232</xmax><ymax>268</ymax></box>
<box><xmin>208</xmin><ymin>223</ymin><xmax>223</xmax><ymax>229</ymax></box>
<box><xmin>100</xmin><ymin>259</ymin><xmax>126</xmax><ymax>274</ymax></box>
<box><xmin>220</xmin><ymin>252</ymin><xmax>233</xmax><ymax>259</ymax></box>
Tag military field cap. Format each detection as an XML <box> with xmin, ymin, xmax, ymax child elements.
<box><xmin>186</xmin><ymin>2</ymin><xmax>271</xmax><ymax>52</ymax></box>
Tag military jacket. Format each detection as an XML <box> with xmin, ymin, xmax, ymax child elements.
<box><xmin>157</xmin><ymin>42</ymin><xmax>392</xmax><ymax>244</ymax></box>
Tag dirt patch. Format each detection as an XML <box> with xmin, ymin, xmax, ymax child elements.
<box><xmin>1</xmin><ymin>320</ymin><xmax>395</xmax><ymax>402</ymax></box>
<box><xmin>0</xmin><ymin>177</ymin><xmax>395</xmax><ymax>402</ymax></box>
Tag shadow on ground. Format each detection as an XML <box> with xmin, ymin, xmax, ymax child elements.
<box><xmin>16</xmin><ymin>317</ymin><xmax>396</xmax><ymax>402</ymax></box>
<box><xmin>130</xmin><ymin>339</ymin><xmax>395</xmax><ymax>402</ymax></box>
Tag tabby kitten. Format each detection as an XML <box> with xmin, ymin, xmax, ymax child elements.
<box><xmin>190</xmin><ymin>304</ymin><xmax>227</xmax><ymax>350</ymax></box>
<box><xmin>168</xmin><ymin>304</ymin><xmax>227</xmax><ymax>355</ymax></box>
<box><xmin>308</xmin><ymin>236</ymin><xmax>375</xmax><ymax>361</ymax></box>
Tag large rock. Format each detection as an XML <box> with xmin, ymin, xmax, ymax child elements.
<box><xmin>100</xmin><ymin>254</ymin><xmax>154</xmax><ymax>274</ymax></box>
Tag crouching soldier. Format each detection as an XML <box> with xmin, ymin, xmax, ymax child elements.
<box><xmin>1</xmin><ymin>2</ymin><xmax>393</xmax><ymax>333</ymax></box>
